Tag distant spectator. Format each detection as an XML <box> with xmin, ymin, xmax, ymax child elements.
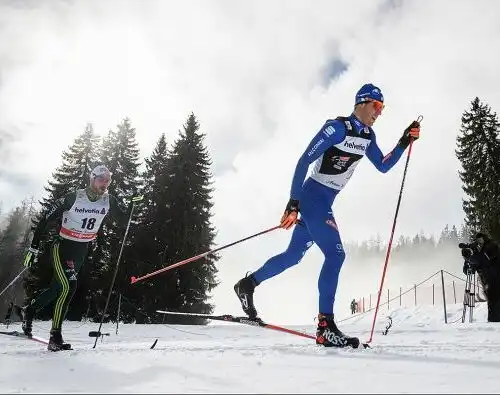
<box><xmin>350</xmin><ymin>299</ymin><xmax>358</xmax><ymax>315</ymax></box>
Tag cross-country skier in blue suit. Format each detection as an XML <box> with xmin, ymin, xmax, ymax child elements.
<box><xmin>234</xmin><ymin>83</ymin><xmax>421</xmax><ymax>348</ymax></box>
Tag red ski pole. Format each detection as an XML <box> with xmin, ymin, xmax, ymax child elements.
<box><xmin>367</xmin><ymin>115</ymin><xmax>422</xmax><ymax>344</ymax></box>
<box><xmin>130</xmin><ymin>224</ymin><xmax>281</xmax><ymax>285</ymax></box>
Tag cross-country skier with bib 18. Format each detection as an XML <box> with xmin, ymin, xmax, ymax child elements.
<box><xmin>20</xmin><ymin>165</ymin><xmax>130</xmax><ymax>351</ymax></box>
<box><xmin>234</xmin><ymin>83</ymin><xmax>421</xmax><ymax>348</ymax></box>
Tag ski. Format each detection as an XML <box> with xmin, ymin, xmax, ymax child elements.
<box><xmin>157</xmin><ymin>310</ymin><xmax>316</xmax><ymax>340</ymax></box>
<box><xmin>0</xmin><ymin>330</ymin><xmax>49</xmax><ymax>346</ymax></box>
<box><xmin>156</xmin><ymin>310</ymin><xmax>370</xmax><ymax>349</ymax></box>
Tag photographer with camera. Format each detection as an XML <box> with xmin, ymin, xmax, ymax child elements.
<box><xmin>459</xmin><ymin>232</ymin><xmax>500</xmax><ymax>322</ymax></box>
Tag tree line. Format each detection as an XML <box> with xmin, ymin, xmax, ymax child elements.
<box><xmin>343</xmin><ymin>223</ymin><xmax>467</xmax><ymax>263</ymax></box>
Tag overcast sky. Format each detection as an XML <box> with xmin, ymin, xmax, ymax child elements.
<box><xmin>1</xmin><ymin>0</ymin><xmax>499</xmax><ymax>324</ymax></box>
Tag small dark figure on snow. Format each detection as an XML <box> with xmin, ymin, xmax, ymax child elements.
<box><xmin>350</xmin><ymin>299</ymin><xmax>358</xmax><ymax>315</ymax></box>
<box><xmin>459</xmin><ymin>232</ymin><xmax>500</xmax><ymax>322</ymax></box>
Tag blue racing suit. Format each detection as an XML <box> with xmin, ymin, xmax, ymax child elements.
<box><xmin>252</xmin><ymin>113</ymin><xmax>406</xmax><ymax>314</ymax></box>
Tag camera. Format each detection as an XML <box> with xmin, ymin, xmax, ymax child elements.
<box><xmin>459</xmin><ymin>242</ymin><xmax>480</xmax><ymax>274</ymax></box>
<box><xmin>459</xmin><ymin>241</ymin><xmax>480</xmax><ymax>257</ymax></box>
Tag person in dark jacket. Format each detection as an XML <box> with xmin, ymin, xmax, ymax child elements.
<box><xmin>460</xmin><ymin>232</ymin><xmax>500</xmax><ymax>322</ymax></box>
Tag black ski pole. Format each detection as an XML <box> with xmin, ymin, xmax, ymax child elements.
<box><xmin>0</xmin><ymin>267</ymin><xmax>29</xmax><ymax>298</ymax></box>
<box><xmin>91</xmin><ymin>195</ymin><xmax>143</xmax><ymax>348</ymax></box>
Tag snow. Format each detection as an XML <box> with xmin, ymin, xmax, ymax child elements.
<box><xmin>1</xmin><ymin>303</ymin><xmax>499</xmax><ymax>394</ymax></box>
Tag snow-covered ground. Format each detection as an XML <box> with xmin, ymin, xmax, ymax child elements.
<box><xmin>1</xmin><ymin>303</ymin><xmax>499</xmax><ymax>393</ymax></box>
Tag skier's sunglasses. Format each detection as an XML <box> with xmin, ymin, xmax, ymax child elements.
<box><xmin>93</xmin><ymin>175</ymin><xmax>111</xmax><ymax>186</ymax></box>
<box><xmin>365</xmin><ymin>99</ymin><xmax>385</xmax><ymax>113</ymax></box>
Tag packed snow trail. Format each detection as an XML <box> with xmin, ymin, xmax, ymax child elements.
<box><xmin>1</xmin><ymin>304</ymin><xmax>499</xmax><ymax>393</ymax></box>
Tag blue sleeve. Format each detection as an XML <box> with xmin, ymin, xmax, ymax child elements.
<box><xmin>366</xmin><ymin>132</ymin><xmax>405</xmax><ymax>173</ymax></box>
<box><xmin>290</xmin><ymin>120</ymin><xmax>346</xmax><ymax>200</ymax></box>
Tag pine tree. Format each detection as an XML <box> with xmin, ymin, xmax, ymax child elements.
<box><xmin>456</xmin><ymin>97</ymin><xmax>500</xmax><ymax>241</ymax></box>
<box><xmin>23</xmin><ymin>124</ymin><xmax>101</xmax><ymax>319</ymax></box>
<box><xmin>458</xmin><ymin>223</ymin><xmax>471</xmax><ymax>243</ymax></box>
<box><xmin>88</xmin><ymin>118</ymin><xmax>142</xmax><ymax>323</ymax></box>
<box><xmin>160</xmin><ymin>113</ymin><xmax>219</xmax><ymax>323</ymax></box>
<box><xmin>42</xmin><ymin>124</ymin><xmax>102</xmax><ymax>205</ymax></box>
<box><xmin>449</xmin><ymin>225</ymin><xmax>459</xmax><ymax>245</ymax></box>
<box><xmin>130</xmin><ymin>134</ymin><xmax>178</xmax><ymax>322</ymax></box>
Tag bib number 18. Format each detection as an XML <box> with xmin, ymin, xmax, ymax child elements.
<box><xmin>81</xmin><ymin>217</ymin><xmax>96</xmax><ymax>230</ymax></box>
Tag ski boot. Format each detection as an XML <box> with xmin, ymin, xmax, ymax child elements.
<box><xmin>234</xmin><ymin>273</ymin><xmax>258</xmax><ymax>319</ymax></box>
<box><xmin>21</xmin><ymin>305</ymin><xmax>34</xmax><ymax>337</ymax></box>
<box><xmin>47</xmin><ymin>329</ymin><xmax>72</xmax><ymax>352</ymax></box>
<box><xmin>316</xmin><ymin>313</ymin><xmax>360</xmax><ymax>348</ymax></box>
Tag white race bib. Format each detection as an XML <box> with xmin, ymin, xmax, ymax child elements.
<box><xmin>60</xmin><ymin>189</ymin><xmax>110</xmax><ymax>242</ymax></box>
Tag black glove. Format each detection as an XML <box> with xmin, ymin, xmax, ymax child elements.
<box><xmin>399</xmin><ymin>120</ymin><xmax>420</xmax><ymax>149</ymax></box>
<box><xmin>280</xmin><ymin>198</ymin><xmax>299</xmax><ymax>230</ymax></box>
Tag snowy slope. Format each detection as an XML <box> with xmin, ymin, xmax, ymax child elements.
<box><xmin>1</xmin><ymin>303</ymin><xmax>499</xmax><ymax>394</ymax></box>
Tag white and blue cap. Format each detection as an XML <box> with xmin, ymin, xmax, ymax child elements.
<box><xmin>355</xmin><ymin>83</ymin><xmax>384</xmax><ymax>105</ymax></box>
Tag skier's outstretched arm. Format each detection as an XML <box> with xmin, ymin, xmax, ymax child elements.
<box><xmin>365</xmin><ymin>134</ymin><xmax>404</xmax><ymax>174</ymax></box>
<box><xmin>366</xmin><ymin>121</ymin><xmax>420</xmax><ymax>173</ymax></box>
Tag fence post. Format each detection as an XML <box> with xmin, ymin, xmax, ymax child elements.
<box><xmin>414</xmin><ymin>284</ymin><xmax>417</xmax><ymax>306</ymax></box>
<box><xmin>369</xmin><ymin>294</ymin><xmax>372</xmax><ymax>309</ymax></box>
<box><xmin>440</xmin><ymin>270</ymin><xmax>447</xmax><ymax>323</ymax></box>
<box><xmin>453</xmin><ymin>281</ymin><xmax>456</xmax><ymax>303</ymax></box>
<box><xmin>116</xmin><ymin>293</ymin><xmax>122</xmax><ymax>335</ymax></box>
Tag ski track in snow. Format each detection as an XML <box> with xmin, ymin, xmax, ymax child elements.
<box><xmin>1</xmin><ymin>303</ymin><xmax>499</xmax><ymax>393</ymax></box>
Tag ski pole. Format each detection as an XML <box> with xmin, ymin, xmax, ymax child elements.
<box><xmin>0</xmin><ymin>267</ymin><xmax>29</xmax><ymax>298</ymax></box>
<box><xmin>367</xmin><ymin>115</ymin><xmax>422</xmax><ymax>344</ymax></box>
<box><xmin>130</xmin><ymin>224</ymin><xmax>282</xmax><ymax>285</ymax></box>
<box><xmin>92</xmin><ymin>195</ymin><xmax>143</xmax><ymax>348</ymax></box>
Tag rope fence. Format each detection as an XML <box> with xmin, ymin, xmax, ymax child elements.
<box><xmin>343</xmin><ymin>269</ymin><xmax>486</xmax><ymax>324</ymax></box>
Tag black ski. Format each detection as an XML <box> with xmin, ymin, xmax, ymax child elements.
<box><xmin>156</xmin><ymin>310</ymin><xmax>370</xmax><ymax>348</ymax></box>
<box><xmin>0</xmin><ymin>330</ymin><xmax>49</xmax><ymax>346</ymax></box>
<box><xmin>157</xmin><ymin>310</ymin><xmax>315</xmax><ymax>339</ymax></box>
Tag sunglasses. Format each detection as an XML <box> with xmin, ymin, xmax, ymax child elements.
<box><xmin>93</xmin><ymin>175</ymin><xmax>111</xmax><ymax>185</ymax></box>
<box><xmin>365</xmin><ymin>99</ymin><xmax>385</xmax><ymax>113</ymax></box>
